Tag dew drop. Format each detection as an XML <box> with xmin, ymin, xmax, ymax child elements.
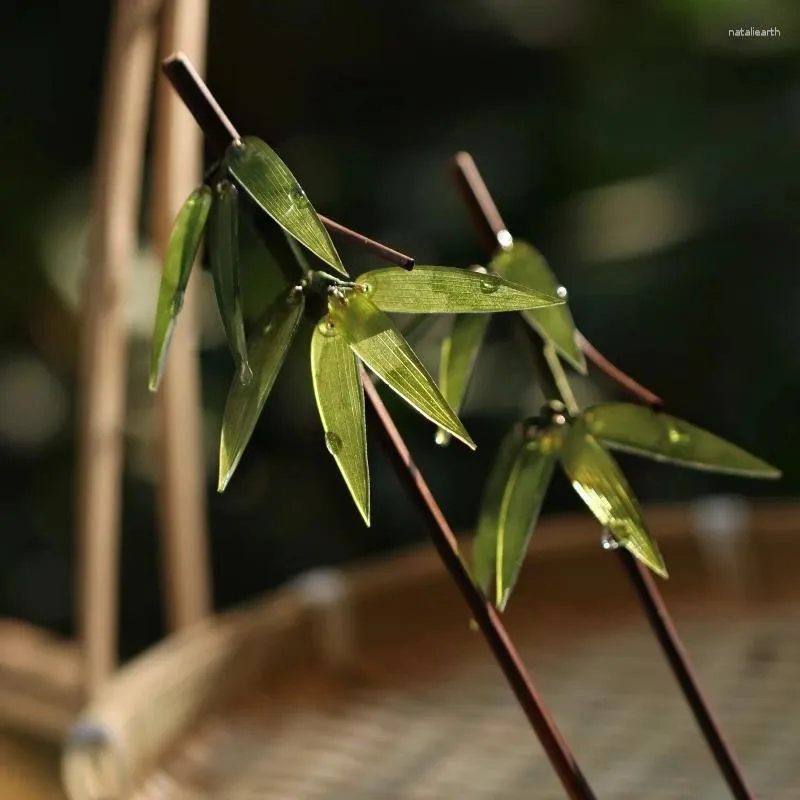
<box><xmin>479</xmin><ymin>275</ymin><xmax>500</xmax><ymax>294</ymax></box>
<box><xmin>317</xmin><ymin>318</ymin><xmax>337</xmax><ymax>337</ymax></box>
<box><xmin>556</xmin><ymin>285</ymin><xmax>568</xmax><ymax>300</ymax></box>
<box><xmin>497</xmin><ymin>229</ymin><xmax>513</xmax><ymax>248</ymax></box>
<box><xmin>601</xmin><ymin>531</ymin><xmax>620</xmax><ymax>550</ymax></box>
<box><xmin>290</xmin><ymin>185</ymin><xmax>308</xmax><ymax>205</ymax></box>
<box><xmin>325</xmin><ymin>431</ymin><xmax>343</xmax><ymax>454</ymax></box>
<box><xmin>667</xmin><ymin>425</ymin><xmax>688</xmax><ymax>445</ymax></box>
<box><xmin>434</xmin><ymin>428</ymin><xmax>450</xmax><ymax>447</ymax></box>
<box><xmin>238</xmin><ymin>361</ymin><xmax>254</xmax><ymax>386</ymax></box>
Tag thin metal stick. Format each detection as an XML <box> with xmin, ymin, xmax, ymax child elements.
<box><xmin>451</xmin><ymin>151</ymin><xmax>757</xmax><ymax>800</ymax></box>
<box><xmin>450</xmin><ymin>152</ymin><xmax>662</xmax><ymax>408</ymax></box>
<box><xmin>162</xmin><ymin>53</ymin><xmax>596</xmax><ymax>800</ymax></box>
<box><xmin>163</xmin><ymin>53</ymin><xmax>413</xmax><ymax>271</ymax></box>
<box><xmin>617</xmin><ymin>549</ymin><xmax>757</xmax><ymax>800</ymax></box>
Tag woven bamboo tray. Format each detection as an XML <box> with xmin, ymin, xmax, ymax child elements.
<box><xmin>62</xmin><ymin>501</ymin><xmax>800</xmax><ymax>799</ymax></box>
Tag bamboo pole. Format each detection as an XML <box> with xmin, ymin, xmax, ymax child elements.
<box><xmin>75</xmin><ymin>0</ymin><xmax>162</xmax><ymax>700</ymax></box>
<box><xmin>149</xmin><ymin>0</ymin><xmax>212</xmax><ymax>631</ymax></box>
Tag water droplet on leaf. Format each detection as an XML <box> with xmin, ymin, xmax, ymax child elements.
<box><xmin>317</xmin><ymin>318</ymin><xmax>337</xmax><ymax>337</ymax></box>
<box><xmin>556</xmin><ymin>286</ymin><xmax>568</xmax><ymax>300</ymax></box>
<box><xmin>238</xmin><ymin>362</ymin><xmax>254</xmax><ymax>386</ymax></box>
<box><xmin>479</xmin><ymin>275</ymin><xmax>500</xmax><ymax>294</ymax></box>
<box><xmin>434</xmin><ymin>428</ymin><xmax>450</xmax><ymax>447</ymax></box>
<box><xmin>325</xmin><ymin>431</ymin><xmax>343</xmax><ymax>454</ymax></box>
<box><xmin>290</xmin><ymin>186</ymin><xmax>308</xmax><ymax>205</ymax></box>
<box><xmin>668</xmin><ymin>425</ymin><xmax>688</xmax><ymax>445</ymax></box>
<box><xmin>601</xmin><ymin>531</ymin><xmax>620</xmax><ymax>550</ymax></box>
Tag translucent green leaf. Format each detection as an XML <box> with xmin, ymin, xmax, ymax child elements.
<box><xmin>582</xmin><ymin>403</ymin><xmax>781</xmax><ymax>479</ymax></box>
<box><xmin>490</xmin><ymin>242</ymin><xmax>586</xmax><ymax>373</ymax></box>
<box><xmin>210</xmin><ymin>180</ymin><xmax>252</xmax><ymax>386</ymax></box>
<box><xmin>435</xmin><ymin>314</ymin><xmax>490</xmax><ymax>446</ymax></box>
<box><xmin>311</xmin><ymin>319</ymin><xmax>370</xmax><ymax>525</ymax></box>
<box><xmin>472</xmin><ymin>426</ymin><xmax>524</xmax><ymax>595</ymax></box>
<box><xmin>559</xmin><ymin>419</ymin><xmax>668</xmax><ymax>578</ymax></box>
<box><xmin>495</xmin><ymin>428</ymin><xmax>559</xmax><ymax>611</ymax></box>
<box><xmin>225</xmin><ymin>136</ymin><xmax>346</xmax><ymax>276</ymax></box>
<box><xmin>328</xmin><ymin>289</ymin><xmax>475</xmax><ymax>449</ymax></box>
<box><xmin>355</xmin><ymin>266</ymin><xmax>563</xmax><ymax>314</ymax></box>
<box><xmin>149</xmin><ymin>186</ymin><xmax>212</xmax><ymax>391</ymax></box>
<box><xmin>218</xmin><ymin>288</ymin><xmax>304</xmax><ymax>491</ymax></box>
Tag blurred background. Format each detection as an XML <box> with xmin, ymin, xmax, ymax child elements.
<box><xmin>0</xmin><ymin>0</ymin><xmax>798</xmax><ymax>670</ymax></box>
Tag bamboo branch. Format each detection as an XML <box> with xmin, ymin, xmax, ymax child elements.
<box><xmin>451</xmin><ymin>151</ymin><xmax>756</xmax><ymax>800</ymax></box>
<box><xmin>149</xmin><ymin>0</ymin><xmax>212</xmax><ymax>632</ymax></box>
<box><xmin>161</xmin><ymin>54</ymin><xmax>597</xmax><ymax>800</ymax></box>
<box><xmin>75</xmin><ymin>0</ymin><xmax>162</xmax><ymax>700</ymax></box>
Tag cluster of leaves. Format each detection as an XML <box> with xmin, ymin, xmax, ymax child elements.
<box><xmin>148</xmin><ymin>136</ymin><xmax>566</xmax><ymax>525</ymax></box>
<box><xmin>432</xmin><ymin>239</ymin><xmax>781</xmax><ymax>610</ymax></box>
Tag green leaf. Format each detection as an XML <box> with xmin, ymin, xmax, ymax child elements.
<box><xmin>311</xmin><ymin>319</ymin><xmax>370</xmax><ymax>525</ymax></box>
<box><xmin>218</xmin><ymin>288</ymin><xmax>305</xmax><ymax>491</ymax></box>
<box><xmin>559</xmin><ymin>419</ymin><xmax>668</xmax><ymax>578</ymax></box>
<box><xmin>582</xmin><ymin>403</ymin><xmax>781</xmax><ymax>479</ymax></box>
<box><xmin>495</xmin><ymin>427</ymin><xmax>560</xmax><ymax>611</ymax></box>
<box><xmin>149</xmin><ymin>185</ymin><xmax>212</xmax><ymax>391</ymax></box>
<box><xmin>355</xmin><ymin>265</ymin><xmax>563</xmax><ymax>314</ymax></box>
<box><xmin>210</xmin><ymin>180</ymin><xmax>252</xmax><ymax>386</ymax></box>
<box><xmin>490</xmin><ymin>242</ymin><xmax>586</xmax><ymax>374</ymax></box>
<box><xmin>327</xmin><ymin>289</ymin><xmax>475</xmax><ymax>449</ymax></box>
<box><xmin>472</xmin><ymin>425</ymin><xmax>525</xmax><ymax>595</ymax></box>
<box><xmin>225</xmin><ymin>136</ymin><xmax>346</xmax><ymax>276</ymax></box>
<box><xmin>436</xmin><ymin>313</ymin><xmax>490</xmax><ymax>446</ymax></box>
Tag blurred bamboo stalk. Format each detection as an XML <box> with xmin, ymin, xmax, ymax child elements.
<box><xmin>75</xmin><ymin>0</ymin><xmax>162</xmax><ymax>700</ymax></box>
<box><xmin>149</xmin><ymin>0</ymin><xmax>212</xmax><ymax>631</ymax></box>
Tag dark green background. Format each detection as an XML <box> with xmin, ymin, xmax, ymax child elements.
<box><xmin>0</xmin><ymin>1</ymin><xmax>797</xmax><ymax>659</ymax></box>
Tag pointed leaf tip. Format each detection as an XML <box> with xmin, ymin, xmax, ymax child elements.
<box><xmin>311</xmin><ymin>318</ymin><xmax>370</xmax><ymax>526</ymax></box>
<box><xmin>560</xmin><ymin>419</ymin><xmax>667</xmax><ymax>579</ymax></box>
<box><xmin>495</xmin><ymin>428</ymin><xmax>559</xmax><ymax>610</ymax></box>
<box><xmin>218</xmin><ymin>289</ymin><xmax>304</xmax><ymax>491</ymax></box>
<box><xmin>149</xmin><ymin>185</ymin><xmax>212</xmax><ymax>391</ymax></box>
<box><xmin>328</xmin><ymin>289</ymin><xmax>475</xmax><ymax>449</ymax></box>
<box><xmin>438</xmin><ymin>313</ymin><xmax>491</xmax><ymax>442</ymax></box>
<box><xmin>472</xmin><ymin>426</ymin><xmax>525</xmax><ymax>596</ymax></box>
<box><xmin>225</xmin><ymin>136</ymin><xmax>347</xmax><ymax>276</ymax></box>
<box><xmin>355</xmin><ymin>265</ymin><xmax>564</xmax><ymax>314</ymax></box>
<box><xmin>489</xmin><ymin>241</ymin><xmax>586</xmax><ymax>373</ymax></box>
<box><xmin>583</xmin><ymin>403</ymin><xmax>781</xmax><ymax>479</ymax></box>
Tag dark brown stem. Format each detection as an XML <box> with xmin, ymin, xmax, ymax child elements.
<box><xmin>449</xmin><ymin>152</ymin><xmax>662</xmax><ymax>409</ymax></box>
<box><xmin>451</xmin><ymin>151</ymin><xmax>757</xmax><ymax>800</ymax></box>
<box><xmin>163</xmin><ymin>53</ymin><xmax>413</xmax><ymax>270</ymax></box>
<box><xmin>162</xmin><ymin>54</ymin><xmax>596</xmax><ymax>800</ymax></box>
<box><xmin>318</xmin><ymin>214</ymin><xmax>414</xmax><ymax>270</ymax></box>
<box><xmin>362</xmin><ymin>371</ymin><xmax>597</xmax><ymax>800</ymax></box>
<box><xmin>577</xmin><ymin>333</ymin><xmax>662</xmax><ymax>409</ymax></box>
<box><xmin>617</xmin><ymin>550</ymin><xmax>757</xmax><ymax>800</ymax></box>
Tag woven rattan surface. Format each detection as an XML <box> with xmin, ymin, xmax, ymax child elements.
<box><xmin>126</xmin><ymin>551</ymin><xmax>799</xmax><ymax>798</ymax></box>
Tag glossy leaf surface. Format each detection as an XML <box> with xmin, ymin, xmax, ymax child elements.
<box><xmin>225</xmin><ymin>136</ymin><xmax>346</xmax><ymax>275</ymax></box>
<box><xmin>559</xmin><ymin>419</ymin><xmax>667</xmax><ymax>578</ymax></box>
<box><xmin>436</xmin><ymin>313</ymin><xmax>490</xmax><ymax>446</ymax></box>
<box><xmin>149</xmin><ymin>185</ymin><xmax>212</xmax><ymax>391</ymax></box>
<box><xmin>210</xmin><ymin>180</ymin><xmax>252</xmax><ymax>386</ymax></box>
<box><xmin>583</xmin><ymin>403</ymin><xmax>781</xmax><ymax>478</ymax></box>
<box><xmin>328</xmin><ymin>290</ymin><xmax>475</xmax><ymax>449</ymax></box>
<box><xmin>356</xmin><ymin>265</ymin><xmax>563</xmax><ymax>314</ymax></box>
<box><xmin>471</xmin><ymin>426</ymin><xmax>524</xmax><ymax>595</ymax></box>
<box><xmin>490</xmin><ymin>242</ymin><xmax>586</xmax><ymax>373</ymax></box>
<box><xmin>218</xmin><ymin>289</ymin><xmax>304</xmax><ymax>491</ymax></box>
<box><xmin>494</xmin><ymin>428</ymin><xmax>559</xmax><ymax>610</ymax></box>
<box><xmin>311</xmin><ymin>320</ymin><xmax>370</xmax><ymax>525</ymax></box>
